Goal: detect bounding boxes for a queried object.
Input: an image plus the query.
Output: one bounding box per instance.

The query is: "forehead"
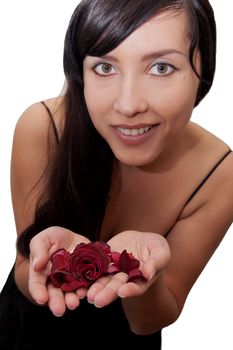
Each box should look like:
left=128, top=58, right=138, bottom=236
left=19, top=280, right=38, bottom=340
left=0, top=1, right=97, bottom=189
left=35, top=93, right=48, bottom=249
left=107, top=9, right=190, bottom=57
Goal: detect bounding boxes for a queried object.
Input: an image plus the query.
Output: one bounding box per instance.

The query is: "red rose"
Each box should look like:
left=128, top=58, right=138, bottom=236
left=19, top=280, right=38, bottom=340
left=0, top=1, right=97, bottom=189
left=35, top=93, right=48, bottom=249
left=49, top=241, right=112, bottom=292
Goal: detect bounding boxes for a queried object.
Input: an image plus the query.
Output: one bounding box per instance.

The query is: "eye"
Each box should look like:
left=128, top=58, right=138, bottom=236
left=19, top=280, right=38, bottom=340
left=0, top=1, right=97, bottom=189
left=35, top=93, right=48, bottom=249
left=149, top=63, right=175, bottom=76
left=93, top=63, right=116, bottom=76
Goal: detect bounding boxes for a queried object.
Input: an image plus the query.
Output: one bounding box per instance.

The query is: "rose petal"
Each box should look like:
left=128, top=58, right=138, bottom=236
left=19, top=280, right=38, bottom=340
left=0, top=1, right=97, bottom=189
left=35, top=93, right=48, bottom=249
left=93, top=241, right=112, bottom=259
left=128, top=268, right=146, bottom=282
left=119, top=250, right=140, bottom=273
left=50, top=249, right=71, bottom=272
left=110, top=252, right=121, bottom=267
left=61, top=279, right=89, bottom=292
left=106, top=264, right=120, bottom=274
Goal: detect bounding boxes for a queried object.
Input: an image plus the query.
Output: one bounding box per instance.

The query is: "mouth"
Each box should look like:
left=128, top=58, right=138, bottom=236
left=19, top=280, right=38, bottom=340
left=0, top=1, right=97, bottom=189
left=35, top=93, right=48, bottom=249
left=113, top=124, right=160, bottom=146
left=116, top=125, right=155, bottom=136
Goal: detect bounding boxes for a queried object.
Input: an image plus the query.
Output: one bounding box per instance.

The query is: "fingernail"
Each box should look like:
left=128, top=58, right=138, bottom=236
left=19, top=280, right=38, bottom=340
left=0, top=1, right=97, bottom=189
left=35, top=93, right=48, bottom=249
left=32, top=258, right=37, bottom=269
left=35, top=298, right=45, bottom=305
left=53, top=311, right=63, bottom=317
left=94, top=302, right=102, bottom=308
left=118, top=293, right=126, bottom=298
left=118, top=286, right=126, bottom=298
left=149, top=268, right=156, bottom=281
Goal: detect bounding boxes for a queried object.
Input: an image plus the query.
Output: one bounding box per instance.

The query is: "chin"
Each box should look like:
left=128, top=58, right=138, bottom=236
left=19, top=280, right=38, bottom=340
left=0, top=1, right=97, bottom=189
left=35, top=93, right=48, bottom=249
left=116, top=154, right=157, bottom=167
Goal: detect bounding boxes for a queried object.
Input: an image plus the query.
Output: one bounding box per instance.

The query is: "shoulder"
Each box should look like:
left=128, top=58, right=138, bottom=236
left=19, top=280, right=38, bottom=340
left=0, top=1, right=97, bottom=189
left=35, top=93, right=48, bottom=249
left=191, top=122, right=233, bottom=180
left=11, top=96, right=66, bottom=192
left=178, top=122, right=233, bottom=217
left=185, top=122, right=232, bottom=169
left=14, top=96, right=65, bottom=141
left=189, top=121, right=231, bottom=152
left=11, top=97, right=65, bottom=234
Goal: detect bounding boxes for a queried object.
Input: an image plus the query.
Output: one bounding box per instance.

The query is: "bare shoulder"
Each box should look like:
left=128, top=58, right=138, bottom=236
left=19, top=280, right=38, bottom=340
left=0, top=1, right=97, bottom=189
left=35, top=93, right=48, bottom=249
left=177, top=122, right=233, bottom=218
left=190, top=121, right=231, bottom=151
left=191, top=121, right=233, bottom=185
left=14, top=96, right=64, bottom=140
left=11, top=96, right=65, bottom=174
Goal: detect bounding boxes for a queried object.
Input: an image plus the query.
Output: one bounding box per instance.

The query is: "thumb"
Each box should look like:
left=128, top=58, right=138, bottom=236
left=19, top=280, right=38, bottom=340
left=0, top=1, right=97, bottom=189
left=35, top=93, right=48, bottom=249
left=29, top=231, right=52, bottom=272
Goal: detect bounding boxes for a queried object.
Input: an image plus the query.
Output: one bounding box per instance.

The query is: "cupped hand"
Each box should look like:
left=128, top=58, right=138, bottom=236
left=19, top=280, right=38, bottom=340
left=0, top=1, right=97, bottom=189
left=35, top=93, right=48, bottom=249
left=29, top=226, right=90, bottom=316
left=87, top=230, right=170, bottom=307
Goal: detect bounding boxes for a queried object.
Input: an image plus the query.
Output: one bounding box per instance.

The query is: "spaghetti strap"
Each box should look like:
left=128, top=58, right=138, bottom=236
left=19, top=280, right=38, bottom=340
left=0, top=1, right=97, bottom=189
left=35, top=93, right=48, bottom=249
left=184, top=149, right=232, bottom=206
left=165, top=149, right=232, bottom=237
left=40, top=101, right=60, bottom=145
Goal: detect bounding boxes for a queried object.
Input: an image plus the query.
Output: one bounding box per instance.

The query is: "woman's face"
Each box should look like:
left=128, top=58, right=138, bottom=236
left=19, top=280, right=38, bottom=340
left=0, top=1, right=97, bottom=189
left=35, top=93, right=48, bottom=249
left=83, top=10, right=200, bottom=167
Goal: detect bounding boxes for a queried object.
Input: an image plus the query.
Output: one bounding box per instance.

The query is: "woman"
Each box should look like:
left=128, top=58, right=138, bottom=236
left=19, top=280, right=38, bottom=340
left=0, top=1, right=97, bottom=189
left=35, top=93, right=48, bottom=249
left=0, top=0, right=232, bottom=349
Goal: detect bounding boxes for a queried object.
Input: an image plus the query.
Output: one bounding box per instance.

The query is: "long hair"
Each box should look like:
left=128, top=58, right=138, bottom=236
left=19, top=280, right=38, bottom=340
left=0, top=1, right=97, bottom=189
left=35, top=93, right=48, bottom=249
left=17, top=0, right=216, bottom=257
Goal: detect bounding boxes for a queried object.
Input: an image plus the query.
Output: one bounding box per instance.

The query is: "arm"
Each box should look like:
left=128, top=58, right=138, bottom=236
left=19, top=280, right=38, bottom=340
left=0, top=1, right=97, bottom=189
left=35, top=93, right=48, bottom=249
left=11, top=100, right=60, bottom=300
left=12, top=99, right=91, bottom=315
left=87, top=153, right=233, bottom=334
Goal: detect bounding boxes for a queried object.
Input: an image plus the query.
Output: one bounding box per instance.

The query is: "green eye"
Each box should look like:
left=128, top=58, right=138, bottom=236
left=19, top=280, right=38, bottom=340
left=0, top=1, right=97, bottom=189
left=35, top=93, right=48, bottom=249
left=150, top=63, right=175, bottom=76
left=94, top=63, right=116, bottom=76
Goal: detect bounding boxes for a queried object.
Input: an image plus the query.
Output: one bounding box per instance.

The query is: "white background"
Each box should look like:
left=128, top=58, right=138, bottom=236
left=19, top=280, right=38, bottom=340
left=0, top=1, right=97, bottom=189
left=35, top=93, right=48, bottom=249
left=0, top=1, right=232, bottom=349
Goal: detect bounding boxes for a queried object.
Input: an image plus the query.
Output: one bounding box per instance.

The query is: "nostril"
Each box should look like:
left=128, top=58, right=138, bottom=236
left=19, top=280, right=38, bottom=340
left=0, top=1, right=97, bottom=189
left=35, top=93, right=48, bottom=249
left=113, top=98, right=148, bottom=117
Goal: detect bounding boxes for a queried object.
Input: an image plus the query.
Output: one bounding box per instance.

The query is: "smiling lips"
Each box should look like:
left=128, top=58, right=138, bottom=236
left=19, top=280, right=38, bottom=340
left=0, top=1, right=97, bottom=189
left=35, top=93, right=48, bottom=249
left=114, top=124, right=159, bottom=145
left=117, top=125, right=154, bottom=136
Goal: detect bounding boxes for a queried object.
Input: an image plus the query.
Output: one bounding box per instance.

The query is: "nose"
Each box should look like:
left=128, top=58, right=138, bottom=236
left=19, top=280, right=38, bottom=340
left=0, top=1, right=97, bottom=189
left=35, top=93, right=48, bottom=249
left=113, top=78, right=148, bottom=117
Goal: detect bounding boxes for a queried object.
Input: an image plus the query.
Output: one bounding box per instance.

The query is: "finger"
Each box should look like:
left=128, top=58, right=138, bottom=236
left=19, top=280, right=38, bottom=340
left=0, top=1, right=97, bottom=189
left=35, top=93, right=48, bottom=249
left=118, top=280, right=147, bottom=298
left=65, top=292, right=81, bottom=310
left=140, top=257, right=158, bottom=281
left=87, top=275, right=112, bottom=303
left=28, top=261, right=49, bottom=304
left=29, top=233, right=51, bottom=272
left=76, top=287, right=88, bottom=299
left=47, top=283, right=66, bottom=317
left=91, top=272, right=128, bottom=308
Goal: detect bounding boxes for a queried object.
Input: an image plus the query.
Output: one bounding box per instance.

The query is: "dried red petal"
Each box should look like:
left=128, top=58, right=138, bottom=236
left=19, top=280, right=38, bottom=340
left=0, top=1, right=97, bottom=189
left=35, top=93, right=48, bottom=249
left=128, top=268, right=145, bottom=282
left=119, top=250, right=140, bottom=273
left=50, top=249, right=70, bottom=272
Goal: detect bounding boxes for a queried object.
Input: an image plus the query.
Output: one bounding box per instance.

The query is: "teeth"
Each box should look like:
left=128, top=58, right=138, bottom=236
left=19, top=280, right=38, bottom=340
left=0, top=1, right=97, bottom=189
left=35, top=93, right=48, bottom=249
left=117, top=126, right=152, bottom=136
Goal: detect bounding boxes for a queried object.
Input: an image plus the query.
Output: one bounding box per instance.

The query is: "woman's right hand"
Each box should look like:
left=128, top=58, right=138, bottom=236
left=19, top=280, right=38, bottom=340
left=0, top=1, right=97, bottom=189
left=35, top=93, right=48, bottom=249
left=29, top=226, right=90, bottom=316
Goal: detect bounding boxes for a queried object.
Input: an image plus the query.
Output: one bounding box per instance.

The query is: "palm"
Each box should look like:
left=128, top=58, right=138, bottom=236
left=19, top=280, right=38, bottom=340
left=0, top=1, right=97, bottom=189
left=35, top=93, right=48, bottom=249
left=29, top=227, right=91, bottom=316
left=108, top=230, right=169, bottom=270
left=86, top=230, right=170, bottom=307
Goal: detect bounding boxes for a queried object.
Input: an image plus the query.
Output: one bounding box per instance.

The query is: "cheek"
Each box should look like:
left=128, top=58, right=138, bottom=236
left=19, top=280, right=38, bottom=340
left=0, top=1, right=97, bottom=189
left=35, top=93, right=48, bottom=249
left=84, top=82, right=112, bottom=118
left=155, top=74, right=199, bottom=120
left=180, top=72, right=200, bottom=100
left=84, top=85, right=108, bottom=137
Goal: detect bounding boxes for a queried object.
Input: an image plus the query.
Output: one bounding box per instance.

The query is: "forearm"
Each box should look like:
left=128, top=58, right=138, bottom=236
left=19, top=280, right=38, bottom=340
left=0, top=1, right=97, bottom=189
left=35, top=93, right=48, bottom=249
left=122, top=274, right=180, bottom=335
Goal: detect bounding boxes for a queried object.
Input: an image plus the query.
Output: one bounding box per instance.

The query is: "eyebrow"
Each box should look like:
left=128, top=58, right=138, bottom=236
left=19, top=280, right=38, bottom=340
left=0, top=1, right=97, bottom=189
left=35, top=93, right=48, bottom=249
left=95, top=49, right=186, bottom=63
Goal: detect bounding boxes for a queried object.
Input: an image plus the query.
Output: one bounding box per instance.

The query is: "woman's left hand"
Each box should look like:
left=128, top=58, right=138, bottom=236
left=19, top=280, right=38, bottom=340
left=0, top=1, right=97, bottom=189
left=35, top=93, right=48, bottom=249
left=86, top=230, right=170, bottom=307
